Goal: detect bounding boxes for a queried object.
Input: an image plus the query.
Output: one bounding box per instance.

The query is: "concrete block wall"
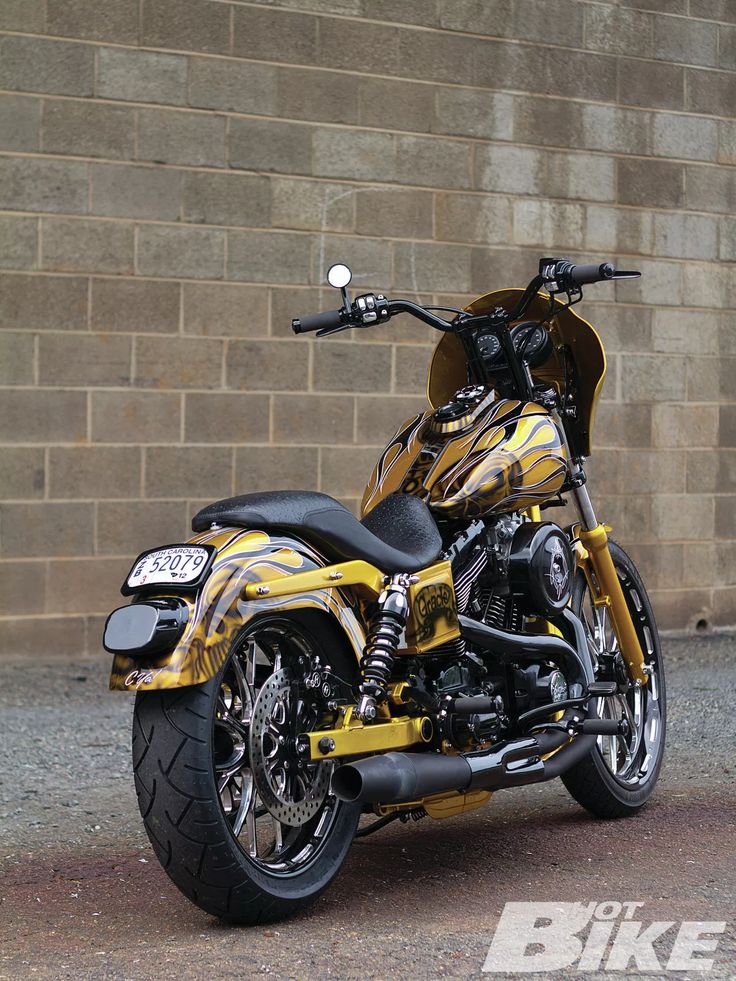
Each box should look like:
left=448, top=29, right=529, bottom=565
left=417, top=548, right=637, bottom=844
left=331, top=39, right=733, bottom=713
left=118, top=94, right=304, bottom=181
left=0, top=0, right=735, bottom=654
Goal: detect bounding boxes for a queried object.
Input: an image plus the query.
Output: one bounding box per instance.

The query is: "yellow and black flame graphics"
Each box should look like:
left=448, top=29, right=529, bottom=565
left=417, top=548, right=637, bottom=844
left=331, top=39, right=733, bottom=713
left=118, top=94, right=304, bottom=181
left=362, top=398, right=567, bottom=520
left=109, top=528, right=366, bottom=692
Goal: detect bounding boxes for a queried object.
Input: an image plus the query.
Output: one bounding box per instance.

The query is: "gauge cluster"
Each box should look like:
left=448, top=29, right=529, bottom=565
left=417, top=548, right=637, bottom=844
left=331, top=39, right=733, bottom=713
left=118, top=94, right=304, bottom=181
left=476, top=321, right=553, bottom=371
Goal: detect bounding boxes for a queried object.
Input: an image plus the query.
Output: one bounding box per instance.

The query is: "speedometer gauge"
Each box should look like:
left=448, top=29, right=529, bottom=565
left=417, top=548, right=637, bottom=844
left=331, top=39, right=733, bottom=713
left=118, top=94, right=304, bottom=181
left=477, top=332, right=502, bottom=363
left=510, top=321, right=553, bottom=368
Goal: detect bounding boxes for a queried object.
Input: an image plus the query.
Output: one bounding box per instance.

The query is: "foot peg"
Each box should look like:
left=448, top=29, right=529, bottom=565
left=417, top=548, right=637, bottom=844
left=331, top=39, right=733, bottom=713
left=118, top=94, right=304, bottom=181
left=575, top=717, right=629, bottom=737
left=586, top=681, right=618, bottom=697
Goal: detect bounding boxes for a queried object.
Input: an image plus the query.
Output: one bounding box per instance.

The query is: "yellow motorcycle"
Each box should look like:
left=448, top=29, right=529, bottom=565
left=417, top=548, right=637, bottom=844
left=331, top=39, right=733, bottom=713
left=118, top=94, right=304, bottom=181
left=105, top=257, right=665, bottom=924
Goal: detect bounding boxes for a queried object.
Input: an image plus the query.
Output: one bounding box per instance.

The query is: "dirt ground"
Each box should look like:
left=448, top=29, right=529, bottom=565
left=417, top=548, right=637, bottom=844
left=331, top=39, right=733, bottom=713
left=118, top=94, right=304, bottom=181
left=1, top=635, right=735, bottom=980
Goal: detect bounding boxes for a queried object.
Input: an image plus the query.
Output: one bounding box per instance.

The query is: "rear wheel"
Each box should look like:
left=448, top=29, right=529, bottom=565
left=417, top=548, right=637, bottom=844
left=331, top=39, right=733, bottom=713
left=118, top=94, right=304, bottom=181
left=562, top=541, right=666, bottom=818
left=132, top=613, right=361, bottom=923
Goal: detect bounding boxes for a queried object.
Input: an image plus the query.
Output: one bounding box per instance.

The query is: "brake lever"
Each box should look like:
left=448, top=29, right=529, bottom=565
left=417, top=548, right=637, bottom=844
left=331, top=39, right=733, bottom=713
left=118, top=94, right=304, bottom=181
left=316, top=323, right=350, bottom=337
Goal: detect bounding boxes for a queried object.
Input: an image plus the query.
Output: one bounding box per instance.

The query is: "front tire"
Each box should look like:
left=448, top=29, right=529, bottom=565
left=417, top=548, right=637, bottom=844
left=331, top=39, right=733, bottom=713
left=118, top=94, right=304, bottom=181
left=562, top=540, right=666, bottom=818
left=132, top=613, right=360, bottom=923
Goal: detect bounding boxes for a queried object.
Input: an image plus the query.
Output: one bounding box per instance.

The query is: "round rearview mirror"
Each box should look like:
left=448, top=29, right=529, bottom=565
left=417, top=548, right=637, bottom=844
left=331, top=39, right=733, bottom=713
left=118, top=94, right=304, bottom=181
left=326, top=262, right=352, bottom=289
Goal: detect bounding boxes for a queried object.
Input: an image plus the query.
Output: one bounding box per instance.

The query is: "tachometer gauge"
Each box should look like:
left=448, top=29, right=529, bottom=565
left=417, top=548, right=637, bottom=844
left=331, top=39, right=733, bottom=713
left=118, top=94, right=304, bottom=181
left=510, top=321, right=553, bottom=368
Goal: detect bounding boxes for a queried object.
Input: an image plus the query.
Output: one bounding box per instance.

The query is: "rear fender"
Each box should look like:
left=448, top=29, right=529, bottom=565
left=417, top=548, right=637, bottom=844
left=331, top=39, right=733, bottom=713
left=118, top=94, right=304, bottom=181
left=109, top=527, right=366, bottom=692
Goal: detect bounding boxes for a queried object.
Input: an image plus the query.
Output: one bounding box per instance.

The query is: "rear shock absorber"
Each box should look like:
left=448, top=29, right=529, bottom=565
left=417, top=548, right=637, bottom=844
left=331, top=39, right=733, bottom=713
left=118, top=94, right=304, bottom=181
left=355, top=573, right=417, bottom=722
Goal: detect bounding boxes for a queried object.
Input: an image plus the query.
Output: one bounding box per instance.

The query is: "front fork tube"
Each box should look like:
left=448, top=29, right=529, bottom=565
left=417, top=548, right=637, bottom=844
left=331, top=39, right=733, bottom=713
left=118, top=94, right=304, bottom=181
left=570, top=484, right=648, bottom=686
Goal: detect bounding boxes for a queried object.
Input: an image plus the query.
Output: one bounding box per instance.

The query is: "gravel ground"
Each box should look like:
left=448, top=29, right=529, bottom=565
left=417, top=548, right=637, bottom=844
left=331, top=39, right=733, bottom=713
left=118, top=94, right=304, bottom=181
left=1, top=635, right=734, bottom=980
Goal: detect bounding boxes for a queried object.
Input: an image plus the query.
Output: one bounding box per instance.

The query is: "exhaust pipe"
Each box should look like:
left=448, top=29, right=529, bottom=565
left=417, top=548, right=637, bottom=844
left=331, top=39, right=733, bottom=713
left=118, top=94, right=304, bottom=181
left=332, top=706, right=598, bottom=805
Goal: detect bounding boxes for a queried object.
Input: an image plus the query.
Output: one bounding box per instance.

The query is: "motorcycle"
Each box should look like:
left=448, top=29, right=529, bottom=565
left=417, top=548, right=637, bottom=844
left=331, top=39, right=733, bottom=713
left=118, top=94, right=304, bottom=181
left=105, top=256, right=666, bottom=924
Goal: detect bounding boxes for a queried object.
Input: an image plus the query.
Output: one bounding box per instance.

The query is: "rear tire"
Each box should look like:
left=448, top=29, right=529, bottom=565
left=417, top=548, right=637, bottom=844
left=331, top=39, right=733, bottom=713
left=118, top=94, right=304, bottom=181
left=132, top=613, right=361, bottom=923
left=562, top=541, right=666, bottom=818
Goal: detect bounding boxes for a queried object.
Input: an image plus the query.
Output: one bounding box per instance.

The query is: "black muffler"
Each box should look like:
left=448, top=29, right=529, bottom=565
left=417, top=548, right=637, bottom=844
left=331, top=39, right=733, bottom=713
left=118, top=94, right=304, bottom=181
left=332, top=705, right=598, bottom=805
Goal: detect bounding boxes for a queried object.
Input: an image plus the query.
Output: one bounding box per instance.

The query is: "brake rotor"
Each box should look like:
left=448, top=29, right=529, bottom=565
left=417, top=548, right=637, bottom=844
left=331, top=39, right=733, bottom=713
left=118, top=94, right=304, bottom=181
left=249, top=668, right=332, bottom=827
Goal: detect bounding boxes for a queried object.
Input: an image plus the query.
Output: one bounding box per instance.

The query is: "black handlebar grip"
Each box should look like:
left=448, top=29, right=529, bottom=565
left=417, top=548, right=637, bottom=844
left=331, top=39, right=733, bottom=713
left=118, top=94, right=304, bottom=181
left=569, top=262, right=615, bottom=286
left=291, top=309, right=343, bottom=334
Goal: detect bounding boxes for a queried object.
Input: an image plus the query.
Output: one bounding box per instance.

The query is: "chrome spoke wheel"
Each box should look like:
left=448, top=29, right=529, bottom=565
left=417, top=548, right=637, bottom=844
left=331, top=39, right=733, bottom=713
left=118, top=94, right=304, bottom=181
left=212, top=620, right=340, bottom=876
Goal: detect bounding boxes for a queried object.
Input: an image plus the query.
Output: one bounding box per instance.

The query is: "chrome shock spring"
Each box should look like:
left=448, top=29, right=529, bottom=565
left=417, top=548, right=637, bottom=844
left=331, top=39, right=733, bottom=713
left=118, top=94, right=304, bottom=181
left=356, top=574, right=416, bottom=721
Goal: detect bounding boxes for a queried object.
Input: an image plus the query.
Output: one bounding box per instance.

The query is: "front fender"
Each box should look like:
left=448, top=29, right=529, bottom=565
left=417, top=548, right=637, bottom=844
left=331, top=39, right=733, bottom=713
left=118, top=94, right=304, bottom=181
left=109, top=527, right=366, bottom=692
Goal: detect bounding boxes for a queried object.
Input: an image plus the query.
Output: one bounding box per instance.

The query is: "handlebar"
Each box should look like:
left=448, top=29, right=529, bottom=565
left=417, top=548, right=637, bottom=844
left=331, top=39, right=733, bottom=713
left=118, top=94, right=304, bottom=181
left=292, top=257, right=640, bottom=337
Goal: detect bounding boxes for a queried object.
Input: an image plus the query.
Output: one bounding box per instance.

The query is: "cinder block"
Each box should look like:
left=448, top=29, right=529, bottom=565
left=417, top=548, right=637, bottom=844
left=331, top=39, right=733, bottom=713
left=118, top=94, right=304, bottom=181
left=474, top=145, right=545, bottom=196
left=0, top=502, right=94, bottom=557
left=234, top=446, right=319, bottom=493
left=654, top=14, right=718, bottom=66
left=272, top=394, right=354, bottom=444
left=97, top=48, right=188, bottom=105
left=229, top=119, right=312, bottom=176
left=617, top=57, right=684, bottom=111
left=272, top=178, right=354, bottom=234
left=394, top=345, right=434, bottom=395
left=0, top=37, right=94, bottom=97
left=546, top=151, right=616, bottom=203
left=653, top=212, right=718, bottom=260
left=441, top=0, right=583, bottom=47
left=355, top=187, right=430, bottom=239
left=182, top=283, right=269, bottom=338
left=652, top=309, right=720, bottom=355
left=91, top=163, right=181, bottom=221
left=614, top=259, right=683, bottom=307
left=41, top=218, right=134, bottom=275
left=227, top=230, right=311, bottom=284
left=720, top=406, right=736, bottom=447
left=581, top=104, right=651, bottom=155
left=137, top=225, right=225, bottom=280
left=618, top=449, right=686, bottom=495
left=433, top=88, right=513, bottom=141
left=182, top=172, right=270, bottom=227
left=359, top=77, right=434, bottom=133
left=184, top=392, right=269, bottom=443
left=0, top=562, right=47, bottom=616
left=690, top=0, right=736, bottom=22
left=140, top=0, right=230, bottom=53
left=47, top=0, right=139, bottom=43
left=233, top=6, right=319, bottom=65
left=585, top=205, right=653, bottom=256
left=473, top=39, right=547, bottom=93
left=91, top=279, right=180, bottom=333
left=653, top=112, right=718, bottom=161
left=652, top=494, right=714, bottom=541
left=226, top=339, right=308, bottom=392
left=313, top=128, right=396, bottom=182
left=0, top=157, right=87, bottom=214
left=617, top=158, right=684, bottom=209
left=313, top=340, right=392, bottom=393
left=0, top=228, right=34, bottom=281
left=135, top=335, right=224, bottom=389
left=621, top=354, right=687, bottom=402
left=319, top=18, right=401, bottom=77
left=45, top=558, right=130, bottom=614
left=513, top=200, right=586, bottom=250
left=584, top=5, right=653, bottom=57
left=188, top=58, right=277, bottom=115
left=682, top=261, right=735, bottom=309
left=144, top=445, right=233, bottom=498
left=393, top=241, right=472, bottom=293
left=0, top=390, right=87, bottom=442
left=311, top=234, right=392, bottom=288
left=720, top=24, right=736, bottom=70
left=0, top=448, right=45, bottom=500
left=137, top=108, right=226, bottom=167
left=0, top=0, right=45, bottom=30
left=395, top=135, right=472, bottom=190
left=583, top=302, right=652, bottom=353
left=395, top=25, right=475, bottom=85
left=716, top=499, right=736, bottom=538
left=625, top=543, right=684, bottom=589
left=0, top=273, right=87, bottom=330
left=96, top=500, right=188, bottom=555
left=685, top=165, right=736, bottom=212
left=355, top=395, right=421, bottom=445
left=42, top=100, right=135, bottom=160
left=0, top=95, right=40, bottom=152
left=686, top=67, right=736, bottom=116
left=544, top=47, right=617, bottom=102
left=595, top=402, right=652, bottom=448
left=91, top=391, right=180, bottom=443
left=0, top=614, right=89, bottom=659
left=48, top=446, right=141, bottom=499
left=0, top=332, right=34, bottom=384
left=514, top=95, right=583, bottom=149
left=320, top=447, right=372, bottom=499
left=38, top=333, right=132, bottom=387
left=277, top=67, right=359, bottom=125
left=653, top=403, right=719, bottom=447
left=721, top=216, right=736, bottom=260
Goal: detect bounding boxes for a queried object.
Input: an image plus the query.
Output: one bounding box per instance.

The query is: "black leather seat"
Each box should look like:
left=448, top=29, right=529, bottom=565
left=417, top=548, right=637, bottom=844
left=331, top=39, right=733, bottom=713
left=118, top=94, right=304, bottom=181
left=192, top=491, right=443, bottom=573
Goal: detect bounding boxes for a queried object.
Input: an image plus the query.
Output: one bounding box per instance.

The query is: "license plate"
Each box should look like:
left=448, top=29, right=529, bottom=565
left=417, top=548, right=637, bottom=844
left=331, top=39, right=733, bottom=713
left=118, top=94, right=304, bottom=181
left=122, top=544, right=215, bottom=595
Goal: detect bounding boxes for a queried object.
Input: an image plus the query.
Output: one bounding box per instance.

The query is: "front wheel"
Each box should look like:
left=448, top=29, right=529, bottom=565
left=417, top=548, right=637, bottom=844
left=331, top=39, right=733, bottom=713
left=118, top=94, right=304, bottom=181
left=562, top=540, right=666, bottom=818
left=132, top=613, right=360, bottom=923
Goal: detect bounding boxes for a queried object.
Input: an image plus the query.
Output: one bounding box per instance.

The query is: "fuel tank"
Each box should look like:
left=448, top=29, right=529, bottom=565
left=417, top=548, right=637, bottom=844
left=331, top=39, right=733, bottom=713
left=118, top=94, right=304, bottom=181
left=362, top=389, right=568, bottom=521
